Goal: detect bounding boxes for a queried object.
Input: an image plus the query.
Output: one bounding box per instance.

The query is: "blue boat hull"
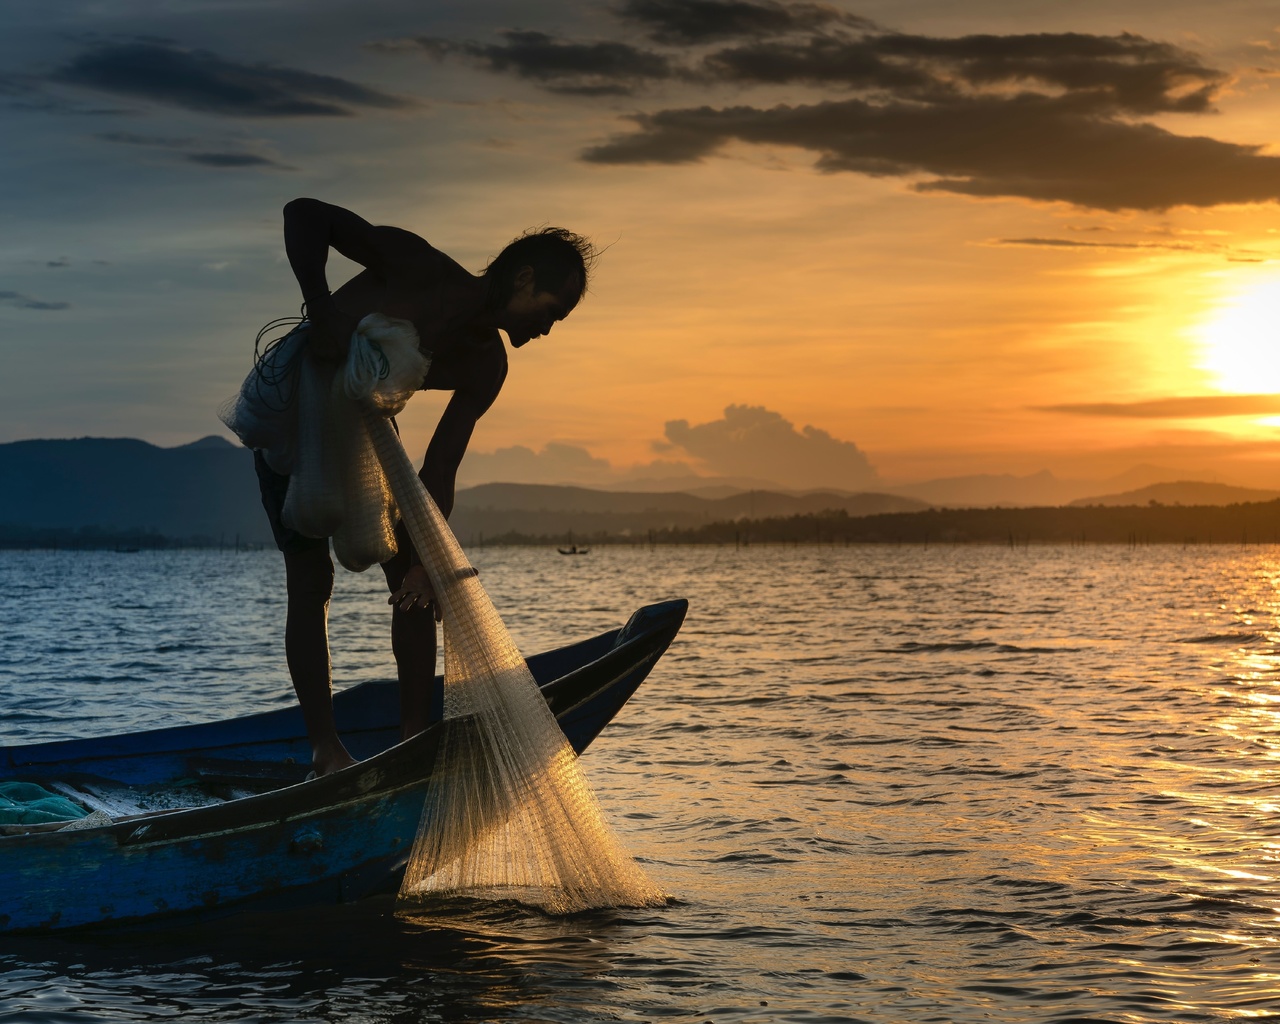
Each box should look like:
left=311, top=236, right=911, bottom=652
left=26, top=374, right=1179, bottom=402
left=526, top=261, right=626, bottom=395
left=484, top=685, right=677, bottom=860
left=0, top=599, right=687, bottom=933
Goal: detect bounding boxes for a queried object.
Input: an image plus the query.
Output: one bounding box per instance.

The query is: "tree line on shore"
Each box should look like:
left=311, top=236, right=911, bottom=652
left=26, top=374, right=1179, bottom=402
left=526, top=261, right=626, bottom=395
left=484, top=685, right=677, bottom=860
left=448, top=500, right=1280, bottom=547
left=10, top=499, right=1280, bottom=551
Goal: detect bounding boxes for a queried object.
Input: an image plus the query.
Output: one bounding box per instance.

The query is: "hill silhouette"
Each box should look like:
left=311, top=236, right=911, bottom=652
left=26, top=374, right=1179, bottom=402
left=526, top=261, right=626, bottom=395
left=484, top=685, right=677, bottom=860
left=1069, top=481, right=1280, bottom=507
left=0, top=436, right=926, bottom=548
left=8, top=436, right=1279, bottom=549
left=0, top=436, right=270, bottom=545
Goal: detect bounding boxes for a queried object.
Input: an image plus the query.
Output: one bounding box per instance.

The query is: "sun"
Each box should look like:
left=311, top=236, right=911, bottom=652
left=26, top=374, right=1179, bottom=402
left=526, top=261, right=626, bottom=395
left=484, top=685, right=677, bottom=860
left=1194, top=274, right=1280, bottom=394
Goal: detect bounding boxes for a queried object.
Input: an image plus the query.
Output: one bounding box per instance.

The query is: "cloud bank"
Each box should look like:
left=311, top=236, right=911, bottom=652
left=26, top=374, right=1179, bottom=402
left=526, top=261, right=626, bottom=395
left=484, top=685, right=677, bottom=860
left=455, top=405, right=878, bottom=491
left=662, top=404, right=879, bottom=490
left=458, top=441, right=616, bottom=486
left=388, top=0, right=1280, bottom=211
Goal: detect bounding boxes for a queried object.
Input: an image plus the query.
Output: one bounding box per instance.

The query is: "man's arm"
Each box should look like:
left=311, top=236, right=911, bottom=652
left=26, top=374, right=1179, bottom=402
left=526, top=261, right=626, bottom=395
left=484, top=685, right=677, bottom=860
left=419, top=341, right=508, bottom=519
left=420, top=393, right=485, bottom=520
left=282, top=197, right=433, bottom=360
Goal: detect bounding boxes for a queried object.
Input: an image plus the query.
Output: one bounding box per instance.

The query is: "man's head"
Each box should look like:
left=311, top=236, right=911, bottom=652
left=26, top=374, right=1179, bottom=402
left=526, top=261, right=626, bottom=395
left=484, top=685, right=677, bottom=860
left=482, top=227, right=595, bottom=346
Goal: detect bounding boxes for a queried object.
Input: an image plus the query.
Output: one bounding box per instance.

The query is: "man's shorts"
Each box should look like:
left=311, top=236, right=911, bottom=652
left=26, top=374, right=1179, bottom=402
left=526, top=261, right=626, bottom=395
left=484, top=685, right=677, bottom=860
left=253, top=451, right=329, bottom=556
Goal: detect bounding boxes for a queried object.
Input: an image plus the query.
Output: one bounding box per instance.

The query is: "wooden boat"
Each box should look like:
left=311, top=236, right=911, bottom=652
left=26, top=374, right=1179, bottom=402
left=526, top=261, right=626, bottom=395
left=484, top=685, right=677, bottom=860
left=558, top=544, right=589, bottom=555
left=0, top=599, right=687, bottom=933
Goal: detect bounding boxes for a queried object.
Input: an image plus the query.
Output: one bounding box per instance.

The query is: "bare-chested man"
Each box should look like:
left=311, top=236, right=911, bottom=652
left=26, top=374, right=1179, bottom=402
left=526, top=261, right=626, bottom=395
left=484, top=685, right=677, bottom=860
left=257, top=198, right=590, bottom=776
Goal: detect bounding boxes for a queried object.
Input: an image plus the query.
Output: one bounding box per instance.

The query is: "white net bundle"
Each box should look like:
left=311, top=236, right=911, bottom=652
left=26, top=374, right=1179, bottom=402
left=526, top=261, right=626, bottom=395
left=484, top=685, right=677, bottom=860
left=226, top=313, right=665, bottom=913
left=221, top=314, right=428, bottom=571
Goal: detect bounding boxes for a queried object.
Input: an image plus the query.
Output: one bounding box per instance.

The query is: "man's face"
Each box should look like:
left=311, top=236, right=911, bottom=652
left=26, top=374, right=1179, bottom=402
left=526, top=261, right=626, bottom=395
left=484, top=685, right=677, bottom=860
left=504, top=269, right=581, bottom=348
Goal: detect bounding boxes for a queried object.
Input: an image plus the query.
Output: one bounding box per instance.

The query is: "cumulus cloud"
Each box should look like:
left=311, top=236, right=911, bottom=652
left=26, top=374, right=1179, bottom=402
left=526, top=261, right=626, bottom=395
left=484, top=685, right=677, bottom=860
left=0, top=290, right=69, bottom=311
left=392, top=0, right=1280, bottom=211
left=663, top=405, right=878, bottom=490
left=53, top=41, right=412, bottom=117
left=453, top=408, right=879, bottom=490
left=458, top=441, right=616, bottom=487
left=1038, top=395, right=1280, bottom=418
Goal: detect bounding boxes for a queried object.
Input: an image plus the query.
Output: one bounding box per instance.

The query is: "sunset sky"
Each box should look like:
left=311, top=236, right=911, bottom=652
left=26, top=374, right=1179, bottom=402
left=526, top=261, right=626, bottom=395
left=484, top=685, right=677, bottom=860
left=4, top=0, right=1280, bottom=493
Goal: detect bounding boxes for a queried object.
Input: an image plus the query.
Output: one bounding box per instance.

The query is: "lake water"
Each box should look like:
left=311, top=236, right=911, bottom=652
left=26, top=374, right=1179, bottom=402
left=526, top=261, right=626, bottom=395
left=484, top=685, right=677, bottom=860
left=4, top=543, right=1280, bottom=1023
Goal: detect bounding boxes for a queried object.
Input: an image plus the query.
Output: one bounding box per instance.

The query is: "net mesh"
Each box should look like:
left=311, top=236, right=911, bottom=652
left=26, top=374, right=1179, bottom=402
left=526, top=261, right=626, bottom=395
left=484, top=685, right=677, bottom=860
left=363, top=408, right=666, bottom=913
left=227, top=313, right=664, bottom=913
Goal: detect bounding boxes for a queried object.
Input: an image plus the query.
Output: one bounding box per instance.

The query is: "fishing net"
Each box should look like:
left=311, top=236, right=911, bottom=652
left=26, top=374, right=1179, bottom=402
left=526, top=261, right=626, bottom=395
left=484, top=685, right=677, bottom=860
left=363, top=406, right=665, bottom=912
left=225, top=314, right=665, bottom=913
left=221, top=314, right=428, bottom=572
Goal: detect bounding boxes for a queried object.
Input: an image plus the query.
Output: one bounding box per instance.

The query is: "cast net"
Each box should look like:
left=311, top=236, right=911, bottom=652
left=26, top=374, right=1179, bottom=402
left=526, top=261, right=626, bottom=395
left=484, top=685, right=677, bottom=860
left=364, top=407, right=665, bottom=912
left=226, top=314, right=665, bottom=913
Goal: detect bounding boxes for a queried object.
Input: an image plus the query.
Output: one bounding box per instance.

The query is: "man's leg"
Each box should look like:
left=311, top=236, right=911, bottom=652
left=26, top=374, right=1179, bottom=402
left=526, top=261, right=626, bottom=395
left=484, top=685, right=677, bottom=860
left=284, top=543, right=357, bottom=775
left=382, top=523, right=441, bottom=740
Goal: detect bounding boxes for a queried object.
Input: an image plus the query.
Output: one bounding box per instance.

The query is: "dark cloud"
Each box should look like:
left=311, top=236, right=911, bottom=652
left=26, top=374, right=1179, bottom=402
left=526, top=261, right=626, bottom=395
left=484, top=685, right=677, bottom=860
left=53, top=42, right=411, bottom=117
left=0, top=291, right=69, bottom=311
left=97, top=130, right=289, bottom=170
left=97, top=131, right=195, bottom=148
left=995, top=237, right=1200, bottom=251
left=663, top=405, right=878, bottom=490
left=406, top=1, right=1276, bottom=211
left=1038, top=396, right=1280, bottom=418
left=583, top=95, right=1280, bottom=211
left=0, top=70, right=128, bottom=115
left=617, top=0, right=863, bottom=45
left=371, top=31, right=671, bottom=96
left=702, top=35, right=933, bottom=92
left=702, top=31, right=1222, bottom=114
left=185, top=152, right=286, bottom=169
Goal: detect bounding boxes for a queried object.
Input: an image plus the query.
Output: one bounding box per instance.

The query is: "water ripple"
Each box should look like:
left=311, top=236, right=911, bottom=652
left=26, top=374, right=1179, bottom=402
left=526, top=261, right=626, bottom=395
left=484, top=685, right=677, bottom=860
left=6, top=546, right=1280, bottom=1021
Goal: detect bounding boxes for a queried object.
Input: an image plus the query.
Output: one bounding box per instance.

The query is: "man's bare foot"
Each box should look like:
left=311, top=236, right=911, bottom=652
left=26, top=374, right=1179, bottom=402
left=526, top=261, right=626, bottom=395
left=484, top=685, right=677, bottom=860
left=311, top=740, right=357, bottom=777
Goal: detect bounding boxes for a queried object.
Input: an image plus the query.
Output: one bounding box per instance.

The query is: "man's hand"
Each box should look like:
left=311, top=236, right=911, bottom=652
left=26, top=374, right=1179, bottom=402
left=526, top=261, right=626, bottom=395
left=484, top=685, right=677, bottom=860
left=389, top=564, right=441, bottom=621
left=306, top=297, right=359, bottom=363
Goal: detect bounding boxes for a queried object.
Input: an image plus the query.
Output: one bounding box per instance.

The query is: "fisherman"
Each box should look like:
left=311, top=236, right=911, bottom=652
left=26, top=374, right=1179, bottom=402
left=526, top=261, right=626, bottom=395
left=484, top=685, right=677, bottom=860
left=250, top=198, right=591, bottom=776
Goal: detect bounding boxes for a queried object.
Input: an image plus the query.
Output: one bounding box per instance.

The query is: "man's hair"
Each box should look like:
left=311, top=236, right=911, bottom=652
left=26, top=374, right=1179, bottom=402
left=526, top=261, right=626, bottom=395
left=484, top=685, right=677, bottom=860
left=482, top=227, right=596, bottom=311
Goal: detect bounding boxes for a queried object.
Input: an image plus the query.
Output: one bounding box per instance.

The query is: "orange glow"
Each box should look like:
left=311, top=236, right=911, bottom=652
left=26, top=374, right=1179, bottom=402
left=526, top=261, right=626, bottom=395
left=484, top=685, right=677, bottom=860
left=1195, top=273, right=1280, bottom=396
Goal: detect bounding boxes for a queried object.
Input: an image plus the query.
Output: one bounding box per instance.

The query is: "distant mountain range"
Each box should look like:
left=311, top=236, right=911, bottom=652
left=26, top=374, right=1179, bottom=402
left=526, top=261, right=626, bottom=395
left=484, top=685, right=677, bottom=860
left=0, top=436, right=270, bottom=545
left=885, top=465, right=1234, bottom=508
left=1068, top=481, right=1280, bottom=507
left=0, top=436, right=1273, bottom=547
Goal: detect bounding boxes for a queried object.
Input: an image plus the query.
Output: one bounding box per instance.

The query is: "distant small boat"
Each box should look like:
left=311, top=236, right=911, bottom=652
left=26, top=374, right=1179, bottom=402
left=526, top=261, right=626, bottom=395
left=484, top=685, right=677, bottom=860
left=558, top=544, right=589, bottom=555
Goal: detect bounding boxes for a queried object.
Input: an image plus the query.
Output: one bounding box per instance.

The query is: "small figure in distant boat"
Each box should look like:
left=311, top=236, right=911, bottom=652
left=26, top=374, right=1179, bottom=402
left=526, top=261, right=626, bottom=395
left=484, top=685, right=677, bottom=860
left=232, top=198, right=593, bottom=776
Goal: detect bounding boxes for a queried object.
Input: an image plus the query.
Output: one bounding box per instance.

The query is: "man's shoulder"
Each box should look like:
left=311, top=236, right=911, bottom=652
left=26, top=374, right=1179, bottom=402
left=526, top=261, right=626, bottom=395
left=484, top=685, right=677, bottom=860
left=456, top=331, right=508, bottom=409
left=371, top=224, right=450, bottom=270
left=467, top=330, right=508, bottom=378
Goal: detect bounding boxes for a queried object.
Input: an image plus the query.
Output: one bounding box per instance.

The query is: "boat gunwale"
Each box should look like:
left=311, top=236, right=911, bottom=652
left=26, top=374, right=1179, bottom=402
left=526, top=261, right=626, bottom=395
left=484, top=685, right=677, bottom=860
left=0, top=599, right=688, bottom=848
